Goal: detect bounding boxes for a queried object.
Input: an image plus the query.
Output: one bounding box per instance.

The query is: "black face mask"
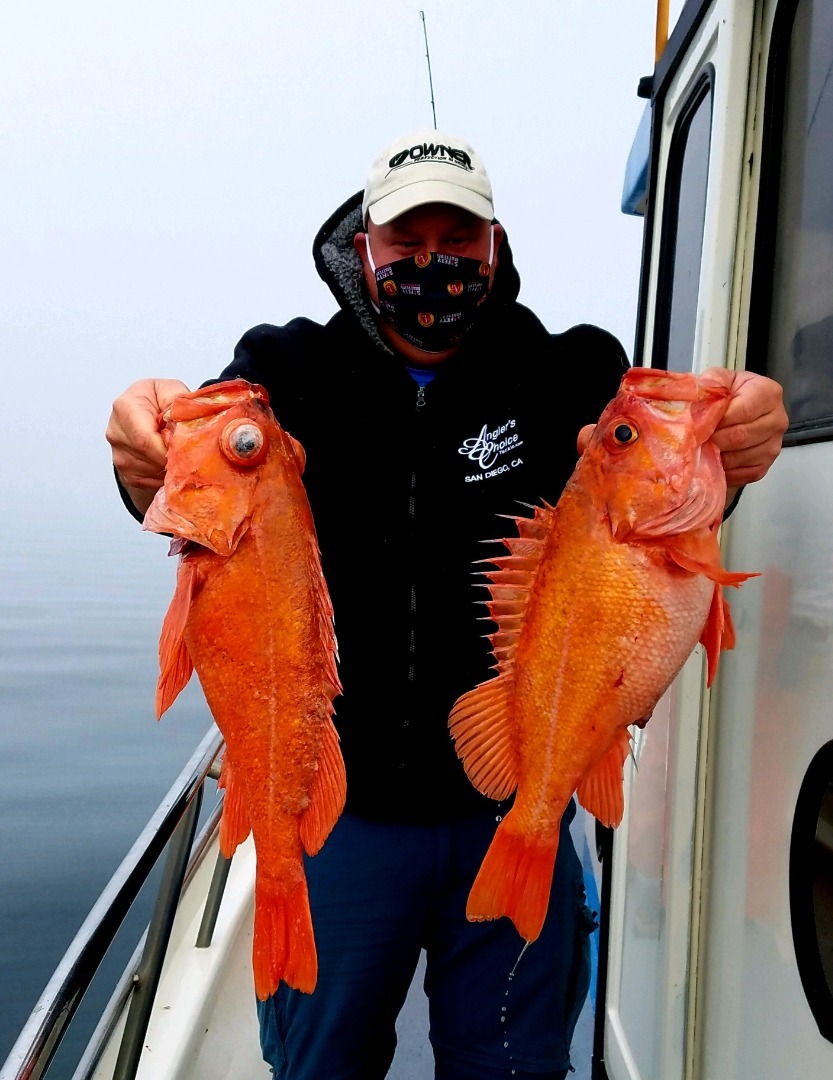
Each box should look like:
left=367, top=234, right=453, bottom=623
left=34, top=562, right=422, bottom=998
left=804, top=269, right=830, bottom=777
left=366, top=229, right=494, bottom=353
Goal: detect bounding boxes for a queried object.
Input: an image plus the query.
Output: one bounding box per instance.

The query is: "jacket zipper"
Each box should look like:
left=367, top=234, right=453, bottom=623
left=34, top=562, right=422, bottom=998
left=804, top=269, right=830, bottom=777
left=407, top=384, right=426, bottom=696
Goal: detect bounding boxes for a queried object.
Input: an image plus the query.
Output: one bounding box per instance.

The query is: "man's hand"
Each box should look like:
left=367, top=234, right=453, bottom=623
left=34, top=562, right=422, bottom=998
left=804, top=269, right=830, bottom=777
left=576, top=369, right=788, bottom=506
left=577, top=423, right=595, bottom=456
left=699, top=368, right=788, bottom=498
left=106, top=378, right=190, bottom=516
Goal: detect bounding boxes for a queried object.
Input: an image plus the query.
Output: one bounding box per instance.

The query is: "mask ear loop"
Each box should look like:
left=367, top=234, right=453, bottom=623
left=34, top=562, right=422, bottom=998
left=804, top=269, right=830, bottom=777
left=487, top=224, right=495, bottom=267
left=363, top=233, right=382, bottom=315
left=364, top=232, right=378, bottom=275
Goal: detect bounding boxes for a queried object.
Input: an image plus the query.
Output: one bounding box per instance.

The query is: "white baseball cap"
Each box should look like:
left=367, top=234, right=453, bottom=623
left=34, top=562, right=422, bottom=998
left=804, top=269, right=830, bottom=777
left=362, top=128, right=494, bottom=226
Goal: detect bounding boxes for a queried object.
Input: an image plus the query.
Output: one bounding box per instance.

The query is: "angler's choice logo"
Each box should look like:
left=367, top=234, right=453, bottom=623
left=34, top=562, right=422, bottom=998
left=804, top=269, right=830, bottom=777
left=459, top=418, right=524, bottom=482
left=388, top=143, right=474, bottom=173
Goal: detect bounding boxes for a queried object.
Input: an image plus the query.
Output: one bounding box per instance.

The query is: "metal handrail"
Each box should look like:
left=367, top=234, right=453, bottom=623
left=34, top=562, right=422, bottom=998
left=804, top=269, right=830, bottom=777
left=0, top=725, right=224, bottom=1080
left=70, top=797, right=227, bottom=1080
left=112, top=788, right=204, bottom=1080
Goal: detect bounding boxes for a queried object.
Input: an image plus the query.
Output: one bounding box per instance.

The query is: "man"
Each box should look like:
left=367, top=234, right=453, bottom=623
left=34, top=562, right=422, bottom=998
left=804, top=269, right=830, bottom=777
left=107, top=129, right=787, bottom=1079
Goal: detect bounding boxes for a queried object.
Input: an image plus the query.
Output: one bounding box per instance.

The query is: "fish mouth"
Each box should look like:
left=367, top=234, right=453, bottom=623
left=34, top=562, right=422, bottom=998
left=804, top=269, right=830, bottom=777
left=143, top=489, right=246, bottom=556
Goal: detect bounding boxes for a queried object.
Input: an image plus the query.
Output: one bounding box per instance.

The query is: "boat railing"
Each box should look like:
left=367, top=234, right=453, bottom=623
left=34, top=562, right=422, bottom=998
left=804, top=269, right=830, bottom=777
left=0, top=725, right=229, bottom=1080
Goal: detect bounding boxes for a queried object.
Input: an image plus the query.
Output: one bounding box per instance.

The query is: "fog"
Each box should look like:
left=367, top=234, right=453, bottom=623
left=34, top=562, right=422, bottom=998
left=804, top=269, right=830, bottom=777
left=2, top=0, right=654, bottom=520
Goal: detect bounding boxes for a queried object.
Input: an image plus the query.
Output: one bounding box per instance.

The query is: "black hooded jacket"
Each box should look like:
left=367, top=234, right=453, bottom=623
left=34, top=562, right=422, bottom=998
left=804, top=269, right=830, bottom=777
left=125, top=192, right=630, bottom=823
left=214, top=192, right=629, bottom=822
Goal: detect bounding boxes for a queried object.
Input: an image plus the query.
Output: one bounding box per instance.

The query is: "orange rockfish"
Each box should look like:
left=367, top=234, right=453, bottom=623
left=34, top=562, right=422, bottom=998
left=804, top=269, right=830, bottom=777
left=143, top=379, right=344, bottom=998
left=449, top=367, right=756, bottom=943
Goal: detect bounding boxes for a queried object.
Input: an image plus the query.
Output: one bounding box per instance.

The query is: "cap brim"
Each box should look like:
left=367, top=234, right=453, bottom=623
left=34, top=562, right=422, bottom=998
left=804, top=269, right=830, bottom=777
left=367, top=179, right=493, bottom=225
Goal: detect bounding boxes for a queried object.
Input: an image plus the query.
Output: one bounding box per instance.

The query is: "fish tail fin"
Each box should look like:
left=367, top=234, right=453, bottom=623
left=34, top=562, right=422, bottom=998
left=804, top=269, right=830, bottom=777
left=467, top=814, right=558, bottom=943
left=252, top=875, right=317, bottom=1000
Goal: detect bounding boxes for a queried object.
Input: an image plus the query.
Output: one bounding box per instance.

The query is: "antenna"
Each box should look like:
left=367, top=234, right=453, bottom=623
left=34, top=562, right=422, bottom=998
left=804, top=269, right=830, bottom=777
left=419, top=11, right=438, bottom=129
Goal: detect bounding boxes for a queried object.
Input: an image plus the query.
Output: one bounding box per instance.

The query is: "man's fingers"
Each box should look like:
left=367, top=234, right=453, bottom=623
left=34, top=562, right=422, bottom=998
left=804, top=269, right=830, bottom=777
left=577, top=424, right=596, bottom=455
left=106, top=378, right=190, bottom=489
left=700, top=368, right=788, bottom=486
left=719, top=433, right=786, bottom=487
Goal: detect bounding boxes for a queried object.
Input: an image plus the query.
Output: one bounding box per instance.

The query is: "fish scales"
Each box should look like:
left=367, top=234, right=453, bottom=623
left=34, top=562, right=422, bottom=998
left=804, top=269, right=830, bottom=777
left=450, top=367, right=757, bottom=944
left=144, top=379, right=344, bottom=999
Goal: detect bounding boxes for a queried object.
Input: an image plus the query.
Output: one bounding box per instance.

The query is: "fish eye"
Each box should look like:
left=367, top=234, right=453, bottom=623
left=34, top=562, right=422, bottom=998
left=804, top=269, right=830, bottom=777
left=220, top=420, right=267, bottom=466
left=610, top=422, right=638, bottom=446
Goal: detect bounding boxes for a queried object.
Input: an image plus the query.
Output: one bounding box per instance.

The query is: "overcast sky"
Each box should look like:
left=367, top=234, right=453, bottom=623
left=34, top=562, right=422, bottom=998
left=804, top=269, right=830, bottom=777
left=2, top=1, right=661, bottom=517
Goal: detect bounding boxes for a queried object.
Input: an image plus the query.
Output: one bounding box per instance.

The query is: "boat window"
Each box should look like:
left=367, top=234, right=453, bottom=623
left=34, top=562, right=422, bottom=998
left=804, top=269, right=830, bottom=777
left=653, top=74, right=713, bottom=373
left=754, top=0, right=833, bottom=439
left=790, top=740, right=833, bottom=1042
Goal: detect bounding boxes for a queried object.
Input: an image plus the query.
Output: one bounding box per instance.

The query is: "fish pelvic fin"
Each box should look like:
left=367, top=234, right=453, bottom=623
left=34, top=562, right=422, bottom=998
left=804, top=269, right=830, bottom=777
left=449, top=674, right=518, bottom=800
left=700, top=581, right=741, bottom=687
left=662, top=527, right=758, bottom=687
left=300, top=718, right=347, bottom=856
left=217, top=754, right=251, bottom=857
left=155, top=556, right=201, bottom=719
left=576, top=728, right=632, bottom=827
left=467, top=814, right=559, bottom=943
left=253, top=874, right=317, bottom=999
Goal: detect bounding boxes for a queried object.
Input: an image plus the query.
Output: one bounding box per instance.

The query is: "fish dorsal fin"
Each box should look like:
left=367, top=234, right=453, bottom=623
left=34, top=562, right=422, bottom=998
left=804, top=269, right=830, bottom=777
left=155, top=556, right=202, bottom=719
left=217, top=753, right=252, bottom=857
left=300, top=524, right=342, bottom=700
left=481, top=502, right=554, bottom=668
left=300, top=718, right=346, bottom=855
left=449, top=503, right=554, bottom=798
left=576, top=727, right=632, bottom=827
left=665, top=528, right=760, bottom=587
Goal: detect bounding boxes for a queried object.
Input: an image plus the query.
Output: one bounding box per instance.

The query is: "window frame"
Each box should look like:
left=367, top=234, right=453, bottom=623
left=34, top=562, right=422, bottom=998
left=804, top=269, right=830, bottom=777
left=790, top=739, right=833, bottom=1043
left=650, top=67, right=716, bottom=373
left=746, top=0, right=833, bottom=445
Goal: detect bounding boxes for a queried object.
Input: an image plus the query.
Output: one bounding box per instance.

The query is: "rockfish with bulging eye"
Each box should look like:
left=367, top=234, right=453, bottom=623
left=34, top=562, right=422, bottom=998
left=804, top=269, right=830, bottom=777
left=449, top=367, right=757, bottom=943
left=143, top=379, right=344, bottom=998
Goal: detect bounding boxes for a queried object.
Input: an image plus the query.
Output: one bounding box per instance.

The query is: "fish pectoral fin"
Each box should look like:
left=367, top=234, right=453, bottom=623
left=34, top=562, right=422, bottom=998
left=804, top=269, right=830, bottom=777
left=448, top=674, right=518, bottom=800
left=576, top=728, right=632, bottom=828
left=155, top=557, right=202, bottom=719
left=299, top=718, right=346, bottom=856
left=217, top=754, right=251, bottom=857
left=665, top=529, right=760, bottom=586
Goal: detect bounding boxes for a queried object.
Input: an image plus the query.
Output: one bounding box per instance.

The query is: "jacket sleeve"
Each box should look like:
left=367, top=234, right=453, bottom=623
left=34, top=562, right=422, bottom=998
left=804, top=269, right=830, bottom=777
left=208, top=318, right=326, bottom=432
left=217, top=319, right=321, bottom=382
left=556, top=322, right=631, bottom=429
left=114, top=467, right=147, bottom=524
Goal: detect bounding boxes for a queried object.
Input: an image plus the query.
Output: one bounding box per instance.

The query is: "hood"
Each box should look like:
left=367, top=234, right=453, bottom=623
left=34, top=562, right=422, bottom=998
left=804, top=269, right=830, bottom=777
left=312, top=190, right=523, bottom=355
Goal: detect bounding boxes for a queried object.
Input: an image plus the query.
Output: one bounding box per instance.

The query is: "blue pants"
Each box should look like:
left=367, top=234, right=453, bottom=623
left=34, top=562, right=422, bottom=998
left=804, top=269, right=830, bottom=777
left=257, top=803, right=596, bottom=1079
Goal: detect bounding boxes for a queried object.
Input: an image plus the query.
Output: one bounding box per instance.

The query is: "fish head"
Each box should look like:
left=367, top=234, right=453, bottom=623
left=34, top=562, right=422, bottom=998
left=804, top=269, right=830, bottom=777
left=143, top=379, right=298, bottom=556
left=584, top=367, right=731, bottom=540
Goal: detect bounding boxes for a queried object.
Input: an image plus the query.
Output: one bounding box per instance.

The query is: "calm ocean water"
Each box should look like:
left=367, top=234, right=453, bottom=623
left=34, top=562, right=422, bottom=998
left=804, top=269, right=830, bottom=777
left=0, top=502, right=215, bottom=1072
left=0, top=495, right=594, bottom=1079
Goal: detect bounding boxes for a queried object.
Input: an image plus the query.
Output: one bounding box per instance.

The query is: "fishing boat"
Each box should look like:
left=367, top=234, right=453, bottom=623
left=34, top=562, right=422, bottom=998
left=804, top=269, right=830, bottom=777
left=4, top=0, right=833, bottom=1077
left=597, top=0, right=833, bottom=1077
